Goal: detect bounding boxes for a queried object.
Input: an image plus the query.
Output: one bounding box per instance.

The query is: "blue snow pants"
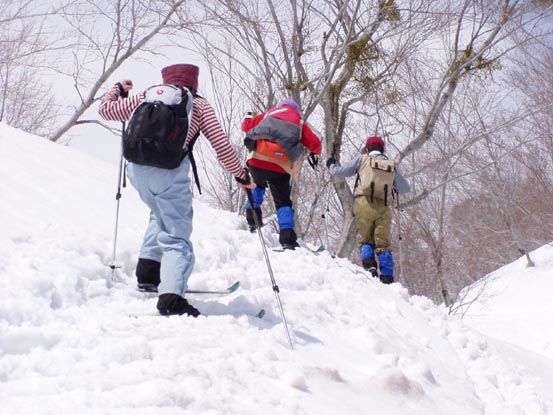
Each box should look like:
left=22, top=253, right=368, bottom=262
left=127, top=158, right=194, bottom=296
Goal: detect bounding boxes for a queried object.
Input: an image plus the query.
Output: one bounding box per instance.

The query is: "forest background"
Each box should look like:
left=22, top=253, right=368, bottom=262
left=1, top=0, right=552, bottom=307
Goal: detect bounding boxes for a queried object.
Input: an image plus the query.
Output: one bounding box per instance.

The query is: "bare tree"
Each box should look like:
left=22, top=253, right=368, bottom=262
left=49, top=0, right=190, bottom=143
left=189, top=39, right=251, bottom=213
left=192, top=1, right=548, bottom=261
left=0, top=1, right=66, bottom=135
left=192, top=0, right=439, bottom=253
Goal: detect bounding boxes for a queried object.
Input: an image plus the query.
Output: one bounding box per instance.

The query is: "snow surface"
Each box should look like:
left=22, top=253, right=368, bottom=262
left=1, top=122, right=552, bottom=415
left=459, top=243, right=553, bottom=360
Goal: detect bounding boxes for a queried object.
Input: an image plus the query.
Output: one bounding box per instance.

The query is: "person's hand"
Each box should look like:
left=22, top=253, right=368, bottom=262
left=245, top=111, right=258, bottom=119
left=235, top=169, right=256, bottom=191
left=326, top=156, right=336, bottom=169
left=116, top=80, right=133, bottom=97
left=307, top=152, right=319, bottom=169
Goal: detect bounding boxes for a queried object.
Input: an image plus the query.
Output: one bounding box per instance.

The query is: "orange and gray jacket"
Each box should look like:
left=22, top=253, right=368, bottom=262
left=242, top=106, right=321, bottom=174
left=245, top=110, right=305, bottom=162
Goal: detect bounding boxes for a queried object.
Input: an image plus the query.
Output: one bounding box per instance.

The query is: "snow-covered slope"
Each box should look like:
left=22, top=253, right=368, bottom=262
left=458, top=244, right=553, bottom=359
left=1, top=122, right=552, bottom=415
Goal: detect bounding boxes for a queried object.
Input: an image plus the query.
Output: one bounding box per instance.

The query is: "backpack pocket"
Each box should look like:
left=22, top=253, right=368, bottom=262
left=255, top=139, right=289, bottom=161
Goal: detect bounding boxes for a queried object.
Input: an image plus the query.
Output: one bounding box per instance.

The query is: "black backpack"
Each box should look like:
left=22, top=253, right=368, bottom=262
left=123, top=84, right=194, bottom=169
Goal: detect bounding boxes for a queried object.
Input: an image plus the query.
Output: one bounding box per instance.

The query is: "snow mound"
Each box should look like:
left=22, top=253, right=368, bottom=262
left=457, top=243, right=553, bottom=359
left=1, top=122, right=552, bottom=415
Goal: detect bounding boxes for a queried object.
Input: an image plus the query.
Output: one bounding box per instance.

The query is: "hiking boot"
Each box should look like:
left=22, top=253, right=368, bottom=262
left=279, top=228, right=298, bottom=247
left=366, top=267, right=378, bottom=278
left=157, top=293, right=201, bottom=317
left=281, top=241, right=300, bottom=251
left=137, top=283, right=158, bottom=293
left=136, top=258, right=160, bottom=289
left=362, top=258, right=377, bottom=275
left=246, top=207, right=263, bottom=231
left=379, top=275, right=394, bottom=284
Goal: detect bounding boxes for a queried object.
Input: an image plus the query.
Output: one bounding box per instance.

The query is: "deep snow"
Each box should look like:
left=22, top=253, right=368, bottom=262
left=458, top=243, right=553, bottom=359
left=1, top=122, right=552, bottom=415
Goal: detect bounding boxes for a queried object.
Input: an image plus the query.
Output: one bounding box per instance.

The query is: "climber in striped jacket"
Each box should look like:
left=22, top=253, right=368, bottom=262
left=99, top=64, right=253, bottom=317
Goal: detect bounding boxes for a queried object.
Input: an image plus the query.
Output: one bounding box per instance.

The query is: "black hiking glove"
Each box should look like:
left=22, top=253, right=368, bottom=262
left=235, top=168, right=252, bottom=187
left=116, top=80, right=133, bottom=98
left=307, top=152, right=319, bottom=170
left=326, top=156, right=336, bottom=169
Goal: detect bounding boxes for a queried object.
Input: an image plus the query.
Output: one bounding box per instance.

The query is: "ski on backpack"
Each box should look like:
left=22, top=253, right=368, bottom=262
left=137, top=281, right=240, bottom=295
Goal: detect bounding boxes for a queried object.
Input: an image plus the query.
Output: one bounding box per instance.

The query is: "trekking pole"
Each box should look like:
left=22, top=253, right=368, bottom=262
left=317, top=168, right=329, bottom=252
left=237, top=148, right=248, bottom=216
left=246, top=188, right=294, bottom=350
left=109, top=121, right=126, bottom=280
left=322, top=144, right=336, bottom=256
left=322, top=179, right=331, bottom=254
left=396, top=194, right=404, bottom=282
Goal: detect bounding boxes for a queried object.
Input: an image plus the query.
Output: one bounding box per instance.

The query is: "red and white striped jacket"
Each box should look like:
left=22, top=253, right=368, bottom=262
left=99, top=84, right=246, bottom=180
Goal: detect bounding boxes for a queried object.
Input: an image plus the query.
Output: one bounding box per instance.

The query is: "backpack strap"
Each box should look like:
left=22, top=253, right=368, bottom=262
left=183, top=130, right=202, bottom=194
left=353, top=153, right=366, bottom=194
left=182, top=91, right=203, bottom=194
left=370, top=181, right=375, bottom=203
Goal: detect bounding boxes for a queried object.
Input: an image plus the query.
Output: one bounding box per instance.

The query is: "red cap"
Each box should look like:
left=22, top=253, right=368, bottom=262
left=161, top=64, right=199, bottom=91
left=365, top=136, right=385, bottom=150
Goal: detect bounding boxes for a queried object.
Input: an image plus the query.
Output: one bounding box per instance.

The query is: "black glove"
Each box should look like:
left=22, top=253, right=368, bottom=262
left=326, top=157, right=336, bottom=169
left=235, top=168, right=251, bottom=186
left=307, top=152, right=319, bottom=169
left=116, top=82, right=129, bottom=98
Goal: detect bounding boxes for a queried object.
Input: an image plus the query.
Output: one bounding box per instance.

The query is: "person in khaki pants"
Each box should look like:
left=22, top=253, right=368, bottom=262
left=326, top=136, right=410, bottom=284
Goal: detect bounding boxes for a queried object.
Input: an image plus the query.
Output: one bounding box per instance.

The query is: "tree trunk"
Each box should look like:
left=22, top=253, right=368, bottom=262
left=332, top=176, right=357, bottom=257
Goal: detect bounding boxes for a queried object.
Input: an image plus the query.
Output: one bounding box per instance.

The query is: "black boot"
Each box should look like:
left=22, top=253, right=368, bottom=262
left=136, top=258, right=160, bottom=292
left=379, top=275, right=394, bottom=284
left=362, top=258, right=378, bottom=278
left=246, top=207, right=263, bottom=232
left=157, top=293, right=201, bottom=317
left=279, top=228, right=299, bottom=250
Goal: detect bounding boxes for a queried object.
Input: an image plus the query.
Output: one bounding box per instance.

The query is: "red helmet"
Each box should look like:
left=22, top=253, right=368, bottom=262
left=365, top=136, right=385, bottom=150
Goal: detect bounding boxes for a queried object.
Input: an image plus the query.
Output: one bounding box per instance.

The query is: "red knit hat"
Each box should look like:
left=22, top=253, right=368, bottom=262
left=161, top=64, right=199, bottom=91
left=365, top=136, right=385, bottom=150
